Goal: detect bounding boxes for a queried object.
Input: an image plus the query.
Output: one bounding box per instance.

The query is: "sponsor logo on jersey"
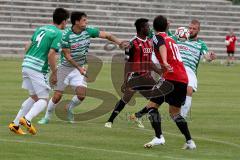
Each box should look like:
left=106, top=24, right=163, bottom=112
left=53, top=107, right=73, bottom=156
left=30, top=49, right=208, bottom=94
left=71, top=39, right=90, bottom=49
left=178, top=44, right=200, bottom=56
left=143, top=48, right=152, bottom=54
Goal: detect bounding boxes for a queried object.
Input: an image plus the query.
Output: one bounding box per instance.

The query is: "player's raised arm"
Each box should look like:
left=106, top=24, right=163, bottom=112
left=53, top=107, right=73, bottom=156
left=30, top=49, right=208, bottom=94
left=201, top=41, right=217, bottom=62
left=204, top=51, right=217, bottom=62
left=99, top=31, right=129, bottom=49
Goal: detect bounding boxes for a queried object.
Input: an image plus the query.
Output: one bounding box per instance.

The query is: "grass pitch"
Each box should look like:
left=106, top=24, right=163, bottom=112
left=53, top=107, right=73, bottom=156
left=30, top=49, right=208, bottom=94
left=0, top=58, right=239, bottom=160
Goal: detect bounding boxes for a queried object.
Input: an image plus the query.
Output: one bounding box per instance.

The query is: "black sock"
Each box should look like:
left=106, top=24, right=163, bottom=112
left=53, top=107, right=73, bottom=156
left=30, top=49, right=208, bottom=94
left=135, top=106, right=148, bottom=118
left=148, top=108, right=162, bottom=138
left=172, top=114, right=192, bottom=141
left=108, top=99, right=126, bottom=123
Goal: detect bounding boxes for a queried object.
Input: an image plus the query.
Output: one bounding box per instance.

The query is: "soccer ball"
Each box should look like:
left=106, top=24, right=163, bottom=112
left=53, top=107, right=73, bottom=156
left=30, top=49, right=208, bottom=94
left=224, top=40, right=230, bottom=46
left=175, top=27, right=190, bottom=41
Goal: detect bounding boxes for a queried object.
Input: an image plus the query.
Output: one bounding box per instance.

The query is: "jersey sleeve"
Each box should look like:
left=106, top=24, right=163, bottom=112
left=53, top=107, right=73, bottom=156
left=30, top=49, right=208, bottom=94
left=50, top=31, right=62, bottom=52
left=61, top=30, right=70, bottom=49
left=200, top=41, right=209, bottom=55
left=86, top=27, right=100, bottom=38
left=152, top=34, right=165, bottom=50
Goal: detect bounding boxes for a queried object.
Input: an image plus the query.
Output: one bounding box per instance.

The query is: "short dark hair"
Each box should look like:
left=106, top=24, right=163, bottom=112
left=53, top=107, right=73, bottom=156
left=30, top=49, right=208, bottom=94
left=71, top=11, right=87, bottom=25
left=53, top=8, right=69, bottom=25
left=134, top=18, right=149, bottom=33
left=153, top=15, right=168, bottom=32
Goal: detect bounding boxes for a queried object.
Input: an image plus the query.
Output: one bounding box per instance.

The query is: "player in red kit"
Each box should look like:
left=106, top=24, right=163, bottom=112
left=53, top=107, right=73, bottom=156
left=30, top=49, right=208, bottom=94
left=132, top=15, right=196, bottom=150
left=105, top=18, right=162, bottom=128
left=225, top=29, right=237, bottom=65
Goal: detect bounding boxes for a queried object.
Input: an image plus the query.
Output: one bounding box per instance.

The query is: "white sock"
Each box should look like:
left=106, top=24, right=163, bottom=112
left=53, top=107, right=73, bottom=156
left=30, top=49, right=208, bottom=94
left=44, top=98, right=57, bottom=120
left=181, top=96, right=192, bottom=118
left=25, top=99, right=47, bottom=121
left=68, top=95, right=81, bottom=111
left=13, top=97, right=35, bottom=125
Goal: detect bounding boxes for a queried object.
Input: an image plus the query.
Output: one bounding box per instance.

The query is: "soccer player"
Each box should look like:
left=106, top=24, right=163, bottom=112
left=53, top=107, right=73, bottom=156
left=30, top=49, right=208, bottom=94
left=133, top=15, right=196, bottom=149
left=38, top=11, right=128, bottom=124
left=170, top=20, right=216, bottom=118
left=104, top=18, right=162, bottom=128
left=8, top=8, right=69, bottom=135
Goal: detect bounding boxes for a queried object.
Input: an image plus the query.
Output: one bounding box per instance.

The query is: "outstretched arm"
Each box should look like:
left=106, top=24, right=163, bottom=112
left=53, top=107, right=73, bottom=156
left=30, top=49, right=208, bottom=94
left=99, top=31, right=129, bottom=49
left=204, top=51, right=217, bottom=62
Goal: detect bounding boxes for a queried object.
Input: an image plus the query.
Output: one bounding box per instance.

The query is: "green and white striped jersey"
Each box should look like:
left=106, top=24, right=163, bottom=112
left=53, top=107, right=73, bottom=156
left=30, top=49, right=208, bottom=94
left=169, top=31, right=208, bottom=74
left=61, top=26, right=100, bottom=67
left=22, top=25, right=62, bottom=73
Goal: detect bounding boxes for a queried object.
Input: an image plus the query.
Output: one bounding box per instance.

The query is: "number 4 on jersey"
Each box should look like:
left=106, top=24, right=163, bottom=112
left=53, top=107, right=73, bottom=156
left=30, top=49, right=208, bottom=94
left=36, top=31, right=46, bottom=47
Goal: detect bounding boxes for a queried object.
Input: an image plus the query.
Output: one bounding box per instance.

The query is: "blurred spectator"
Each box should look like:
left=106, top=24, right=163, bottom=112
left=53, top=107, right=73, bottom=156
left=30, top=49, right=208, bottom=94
left=225, top=29, right=237, bottom=65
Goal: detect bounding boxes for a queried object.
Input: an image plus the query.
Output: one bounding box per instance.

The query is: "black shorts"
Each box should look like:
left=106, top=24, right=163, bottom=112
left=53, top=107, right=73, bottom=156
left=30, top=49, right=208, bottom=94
left=227, top=51, right=234, bottom=55
left=150, top=80, right=187, bottom=108
left=126, top=73, right=157, bottom=99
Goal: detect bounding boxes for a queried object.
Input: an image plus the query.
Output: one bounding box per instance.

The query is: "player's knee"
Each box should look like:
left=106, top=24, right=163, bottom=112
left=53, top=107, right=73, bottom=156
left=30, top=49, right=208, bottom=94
left=148, top=108, right=160, bottom=122
left=122, top=97, right=131, bottom=103
left=147, top=101, right=159, bottom=109
left=30, top=95, right=38, bottom=102
left=171, top=113, right=186, bottom=123
left=75, top=86, right=86, bottom=101
left=76, top=95, right=85, bottom=101
left=52, top=91, right=63, bottom=103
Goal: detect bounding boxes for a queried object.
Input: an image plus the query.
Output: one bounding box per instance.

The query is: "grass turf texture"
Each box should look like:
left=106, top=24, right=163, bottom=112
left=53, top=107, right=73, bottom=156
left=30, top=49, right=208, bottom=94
left=0, top=58, right=239, bottom=160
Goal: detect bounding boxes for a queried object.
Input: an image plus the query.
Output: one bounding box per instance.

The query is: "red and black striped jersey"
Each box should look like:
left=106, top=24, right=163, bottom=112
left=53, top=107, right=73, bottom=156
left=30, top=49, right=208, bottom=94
left=125, top=36, right=153, bottom=75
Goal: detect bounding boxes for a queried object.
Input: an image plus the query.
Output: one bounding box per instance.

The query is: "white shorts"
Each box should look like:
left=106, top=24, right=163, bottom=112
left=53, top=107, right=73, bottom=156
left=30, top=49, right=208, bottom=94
left=22, top=67, right=50, bottom=98
left=185, top=66, right=197, bottom=92
left=54, top=65, right=87, bottom=91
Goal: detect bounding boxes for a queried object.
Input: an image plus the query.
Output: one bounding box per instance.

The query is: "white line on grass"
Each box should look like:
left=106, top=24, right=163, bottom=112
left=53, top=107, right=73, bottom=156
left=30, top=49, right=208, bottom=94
left=0, top=138, right=158, bottom=158
left=137, top=127, right=240, bottom=149
left=1, top=122, right=240, bottom=150
left=163, top=156, right=196, bottom=160
left=52, top=121, right=240, bottom=149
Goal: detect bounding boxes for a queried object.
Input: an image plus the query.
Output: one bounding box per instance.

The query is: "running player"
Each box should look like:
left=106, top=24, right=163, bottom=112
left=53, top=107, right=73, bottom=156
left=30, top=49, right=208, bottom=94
left=104, top=18, right=162, bottom=128
left=8, top=8, right=69, bottom=135
left=38, top=11, right=128, bottom=124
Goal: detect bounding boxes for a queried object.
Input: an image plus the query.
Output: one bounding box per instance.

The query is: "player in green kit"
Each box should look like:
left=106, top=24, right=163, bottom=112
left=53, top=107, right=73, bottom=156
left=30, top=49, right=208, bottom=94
left=169, top=20, right=216, bottom=118
left=8, top=8, right=69, bottom=135
left=38, top=11, right=128, bottom=124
